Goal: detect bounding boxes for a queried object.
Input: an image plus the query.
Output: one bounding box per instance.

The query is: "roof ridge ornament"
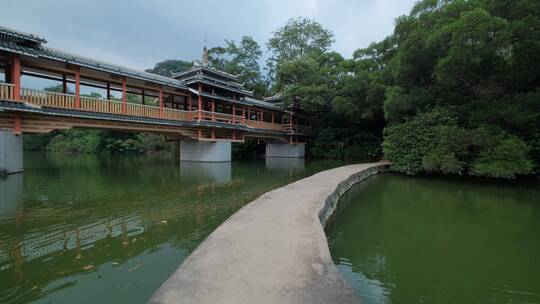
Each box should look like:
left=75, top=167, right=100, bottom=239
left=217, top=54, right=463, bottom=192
left=202, top=46, right=209, bottom=67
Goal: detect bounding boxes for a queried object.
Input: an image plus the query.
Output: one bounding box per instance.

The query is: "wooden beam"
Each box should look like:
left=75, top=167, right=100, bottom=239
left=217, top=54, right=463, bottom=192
left=14, top=113, right=21, bottom=135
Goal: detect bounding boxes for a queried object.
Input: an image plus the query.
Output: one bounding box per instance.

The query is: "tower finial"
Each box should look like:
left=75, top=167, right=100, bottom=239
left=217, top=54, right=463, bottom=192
left=202, top=43, right=209, bottom=67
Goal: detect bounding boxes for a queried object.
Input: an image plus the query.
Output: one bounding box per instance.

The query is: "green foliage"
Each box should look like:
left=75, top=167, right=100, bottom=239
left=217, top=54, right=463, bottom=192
left=47, top=130, right=102, bottom=153
left=267, top=17, right=334, bottom=84
left=208, top=36, right=267, bottom=97
left=383, top=108, right=468, bottom=174
left=470, top=132, right=533, bottom=178
left=232, top=138, right=259, bottom=160
left=145, top=60, right=192, bottom=76
left=380, top=0, right=539, bottom=178
left=25, top=130, right=175, bottom=154
left=267, top=17, right=334, bottom=62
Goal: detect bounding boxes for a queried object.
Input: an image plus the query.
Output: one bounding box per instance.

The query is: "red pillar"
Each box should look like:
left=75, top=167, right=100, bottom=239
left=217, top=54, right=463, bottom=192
left=272, top=112, right=275, bottom=124
left=247, top=107, right=251, bottom=122
left=211, top=99, right=215, bottom=121
left=14, top=113, right=21, bottom=135
left=106, top=82, right=111, bottom=100
left=141, top=89, right=145, bottom=105
left=122, top=77, right=127, bottom=114
left=289, top=113, right=293, bottom=130
left=75, top=67, right=81, bottom=108
left=62, top=74, right=67, bottom=94
left=159, top=87, right=163, bottom=118
left=197, top=84, right=202, bottom=121
left=211, top=129, right=215, bottom=139
left=11, top=55, right=21, bottom=101
left=242, top=106, right=246, bottom=125
left=232, top=103, right=236, bottom=124
left=188, top=94, right=193, bottom=120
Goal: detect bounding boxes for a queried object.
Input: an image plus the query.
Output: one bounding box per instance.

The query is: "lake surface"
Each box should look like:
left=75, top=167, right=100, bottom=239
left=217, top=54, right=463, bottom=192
left=327, top=174, right=540, bottom=304
left=0, top=152, right=341, bottom=304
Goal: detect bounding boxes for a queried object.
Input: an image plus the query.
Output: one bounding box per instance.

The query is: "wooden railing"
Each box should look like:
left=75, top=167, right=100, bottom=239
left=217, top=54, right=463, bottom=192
left=198, top=111, right=244, bottom=125
left=284, top=124, right=311, bottom=133
left=81, top=96, right=122, bottom=114
left=163, top=109, right=196, bottom=121
left=0, top=83, right=308, bottom=133
left=245, top=119, right=284, bottom=131
left=0, top=83, right=14, bottom=100
left=21, top=88, right=76, bottom=108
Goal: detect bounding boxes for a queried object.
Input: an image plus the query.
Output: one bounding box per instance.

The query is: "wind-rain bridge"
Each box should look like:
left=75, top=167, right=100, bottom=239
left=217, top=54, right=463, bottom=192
left=0, top=26, right=310, bottom=174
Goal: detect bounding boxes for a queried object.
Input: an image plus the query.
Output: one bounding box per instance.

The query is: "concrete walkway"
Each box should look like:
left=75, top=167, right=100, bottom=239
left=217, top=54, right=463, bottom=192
left=149, top=162, right=390, bottom=304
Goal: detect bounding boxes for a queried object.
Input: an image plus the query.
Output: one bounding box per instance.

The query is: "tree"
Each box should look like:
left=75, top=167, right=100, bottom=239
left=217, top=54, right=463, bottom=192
left=208, top=36, right=266, bottom=97
left=267, top=17, right=334, bottom=85
left=145, top=59, right=192, bottom=76
left=380, top=0, right=540, bottom=177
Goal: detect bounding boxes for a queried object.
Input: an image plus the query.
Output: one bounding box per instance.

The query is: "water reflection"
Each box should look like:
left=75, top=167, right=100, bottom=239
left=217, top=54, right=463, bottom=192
left=0, top=152, right=341, bottom=304
left=265, top=157, right=305, bottom=171
left=0, top=174, right=23, bottom=219
left=180, top=161, right=232, bottom=183
left=328, top=174, right=540, bottom=304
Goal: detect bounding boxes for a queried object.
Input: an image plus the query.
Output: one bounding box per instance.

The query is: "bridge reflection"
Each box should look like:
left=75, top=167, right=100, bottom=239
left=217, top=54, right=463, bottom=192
left=180, top=161, right=232, bottom=183
left=0, top=154, right=336, bottom=304
left=265, top=157, right=305, bottom=171
left=0, top=174, right=23, bottom=220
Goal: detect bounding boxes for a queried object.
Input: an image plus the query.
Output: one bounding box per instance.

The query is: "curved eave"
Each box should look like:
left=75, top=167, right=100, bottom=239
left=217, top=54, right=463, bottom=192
left=186, top=78, right=253, bottom=96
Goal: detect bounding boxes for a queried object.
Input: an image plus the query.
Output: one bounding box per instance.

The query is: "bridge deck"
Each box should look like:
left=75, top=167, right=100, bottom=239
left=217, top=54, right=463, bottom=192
left=0, top=83, right=310, bottom=141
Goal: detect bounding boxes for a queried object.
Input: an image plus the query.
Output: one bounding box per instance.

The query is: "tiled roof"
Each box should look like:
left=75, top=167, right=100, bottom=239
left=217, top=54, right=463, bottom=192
left=173, top=66, right=238, bottom=81
left=0, top=26, right=187, bottom=90
left=0, top=25, right=47, bottom=44
left=244, top=97, right=283, bottom=111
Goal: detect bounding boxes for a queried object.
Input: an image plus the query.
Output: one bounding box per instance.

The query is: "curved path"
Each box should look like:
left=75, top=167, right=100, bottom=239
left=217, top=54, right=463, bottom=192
left=150, top=161, right=390, bottom=304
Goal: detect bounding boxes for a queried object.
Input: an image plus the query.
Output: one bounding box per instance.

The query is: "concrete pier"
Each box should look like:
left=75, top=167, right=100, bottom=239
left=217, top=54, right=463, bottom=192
left=150, top=161, right=390, bottom=304
left=266, top=142, right=305, bottom=158
left=0, top=129, right=23, bottom=175
left=180, top=140, right=231, bottom=162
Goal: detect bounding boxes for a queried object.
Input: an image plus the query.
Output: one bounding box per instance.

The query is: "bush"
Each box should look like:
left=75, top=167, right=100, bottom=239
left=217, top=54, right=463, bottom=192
left=470, top=135, right=533, bottom=178
left=383, top=108, right=468, bottom=174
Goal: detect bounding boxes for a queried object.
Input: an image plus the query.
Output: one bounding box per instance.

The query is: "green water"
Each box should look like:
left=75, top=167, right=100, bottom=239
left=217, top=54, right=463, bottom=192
left=328, top=174, right=540, bottom=304
left=0, top=152, right=341, bottom=304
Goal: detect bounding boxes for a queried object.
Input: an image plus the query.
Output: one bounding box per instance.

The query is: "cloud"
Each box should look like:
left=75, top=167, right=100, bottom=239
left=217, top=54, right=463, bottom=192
left=0, top=0, right=416, bottom=70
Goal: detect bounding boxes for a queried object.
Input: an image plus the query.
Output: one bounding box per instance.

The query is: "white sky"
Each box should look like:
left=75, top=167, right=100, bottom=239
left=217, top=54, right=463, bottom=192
left=0, top=0, right=417, bottom=71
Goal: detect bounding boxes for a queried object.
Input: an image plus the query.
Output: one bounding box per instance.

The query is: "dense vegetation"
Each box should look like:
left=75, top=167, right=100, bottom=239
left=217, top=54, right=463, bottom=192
left=271, top=0, right=539, bottom=178
left=25, top=0, right=539, bottom=178
left=378, top=0, right=540, bottom=178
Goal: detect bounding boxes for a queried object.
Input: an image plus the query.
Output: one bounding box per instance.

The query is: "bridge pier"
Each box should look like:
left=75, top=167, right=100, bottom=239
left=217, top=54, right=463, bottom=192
left=180, top=140, right=231, bottom=162
left=265, top=142, right=305, bottom=158
left=0, top=129, right=23, bottom=175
